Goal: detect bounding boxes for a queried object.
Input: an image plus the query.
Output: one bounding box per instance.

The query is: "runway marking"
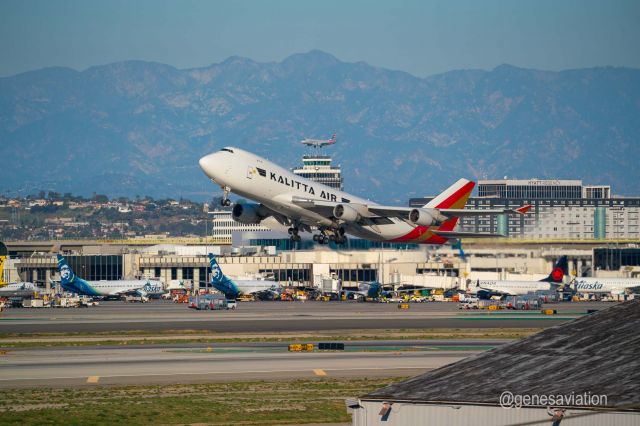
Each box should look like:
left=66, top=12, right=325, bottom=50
left=313, top=369, right=327, bottom=376
left=0, top=366, right=443, bottom=383
left=86, top=376, right=100, bottom=384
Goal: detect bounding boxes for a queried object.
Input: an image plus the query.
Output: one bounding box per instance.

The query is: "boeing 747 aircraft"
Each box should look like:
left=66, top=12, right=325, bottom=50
left=199, top=147, right=531, bottom=244
left=208, top=254, right=281, bottom=299
left=56, top=255, right=163, bottom=297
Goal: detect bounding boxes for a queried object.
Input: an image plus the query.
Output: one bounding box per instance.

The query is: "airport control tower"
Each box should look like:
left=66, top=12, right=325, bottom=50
left=293, top=133, right=343, bottom=190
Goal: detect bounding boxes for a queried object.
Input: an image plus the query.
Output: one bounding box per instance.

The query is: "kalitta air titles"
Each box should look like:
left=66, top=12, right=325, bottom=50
left=269, top=171, right=338, bottom=201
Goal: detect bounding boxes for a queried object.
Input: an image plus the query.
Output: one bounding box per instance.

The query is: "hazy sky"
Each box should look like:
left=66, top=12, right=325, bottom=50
left=1, top=0, right=638, bottom=78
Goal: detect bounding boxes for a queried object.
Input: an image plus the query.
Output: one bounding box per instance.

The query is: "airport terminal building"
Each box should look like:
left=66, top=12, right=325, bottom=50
left=411, top=179, right=640, bottom=240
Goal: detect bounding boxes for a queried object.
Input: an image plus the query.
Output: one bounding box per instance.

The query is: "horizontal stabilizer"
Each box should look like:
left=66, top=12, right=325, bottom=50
left=439, top=204, right=532, bottom=218
left=431, top=230, right=506, bottom=239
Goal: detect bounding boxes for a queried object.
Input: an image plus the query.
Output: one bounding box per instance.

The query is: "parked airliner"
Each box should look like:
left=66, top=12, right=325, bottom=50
left=199, top=147, right=531, bottom=244
left=572, top=277, right=640, bottom=296
left=208, top=254, right=281, bottom=299
left=56, top=255, right=163, bottom=297
left=469, top=256, right=569, bottom=299
left=0, top=281, right=37, bottom=297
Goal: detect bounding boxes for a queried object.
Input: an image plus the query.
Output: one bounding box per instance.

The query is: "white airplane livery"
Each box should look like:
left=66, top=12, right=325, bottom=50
left=300, top=133, right=336, bottom=148
left=470, top=256, right=568, bottom=298
left=56, top=255, right=163, bottom=297
left=208, top=254, right=281, bottom=299
left=572, top=277, right=640, bottom=296
left=0, top=282, right=37, bottom=297
left=199, top=147, right=531, bottom=244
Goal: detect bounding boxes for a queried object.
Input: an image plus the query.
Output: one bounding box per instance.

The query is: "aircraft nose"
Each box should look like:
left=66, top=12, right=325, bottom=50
left=199, top=153, right=219, bottom=178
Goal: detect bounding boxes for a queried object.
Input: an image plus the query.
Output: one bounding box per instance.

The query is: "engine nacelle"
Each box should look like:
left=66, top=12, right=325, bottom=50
left=333, top=204, right=360, bottom=223
left=232, top=202, right=265, bottom=224
left=409, top=208, right=441, bottom=226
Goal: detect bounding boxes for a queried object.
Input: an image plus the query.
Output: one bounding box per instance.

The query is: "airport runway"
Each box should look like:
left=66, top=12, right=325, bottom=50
left=0, top=339, right=491, bottom=388
left=0, top=300, right=610, bottom=334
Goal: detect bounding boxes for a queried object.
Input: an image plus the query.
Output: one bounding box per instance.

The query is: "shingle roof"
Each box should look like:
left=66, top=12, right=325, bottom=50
left=363, top=300, right=640, bottom=410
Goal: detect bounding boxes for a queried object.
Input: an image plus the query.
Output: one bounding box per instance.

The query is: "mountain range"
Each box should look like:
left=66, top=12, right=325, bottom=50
left=1, top=50, right=639, bottom=203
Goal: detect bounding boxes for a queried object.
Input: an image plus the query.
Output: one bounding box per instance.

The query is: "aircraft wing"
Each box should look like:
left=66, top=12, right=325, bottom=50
left=292, top=197, right=531, bottom=221
left=369, top=205, right=532, bottom=219
left=291, top=198, right=379, bottom=218
left=290, top=197, right=336, bottom=217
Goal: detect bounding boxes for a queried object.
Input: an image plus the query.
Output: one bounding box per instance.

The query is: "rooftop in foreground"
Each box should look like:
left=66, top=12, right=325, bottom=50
left=363, top=299, right=640, bottom=410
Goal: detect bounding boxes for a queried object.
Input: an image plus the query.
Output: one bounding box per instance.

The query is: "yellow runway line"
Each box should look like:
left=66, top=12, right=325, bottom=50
left=313, top=369, right=327, bottom=376
left=86, top=376, right=100, bottom=384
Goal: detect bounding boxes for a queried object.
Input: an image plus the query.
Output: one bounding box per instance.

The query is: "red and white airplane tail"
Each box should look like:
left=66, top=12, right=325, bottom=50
left=327, top=133, right=336, bottom=144
left=425, top=178, right=475, bottom=210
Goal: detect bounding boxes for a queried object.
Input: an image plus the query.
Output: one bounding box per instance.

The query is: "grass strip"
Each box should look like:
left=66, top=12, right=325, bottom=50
left=0, top=378, right=400, bottom=425
left=0, top=328, right=541, bottom=349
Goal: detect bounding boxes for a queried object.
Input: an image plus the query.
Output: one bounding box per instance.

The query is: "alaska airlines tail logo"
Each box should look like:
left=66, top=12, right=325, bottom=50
left=208, top=254, right=224, bottom=283
left=211, top=263, right=222, bottom=282
left=57, top=255, right=75, bottom=284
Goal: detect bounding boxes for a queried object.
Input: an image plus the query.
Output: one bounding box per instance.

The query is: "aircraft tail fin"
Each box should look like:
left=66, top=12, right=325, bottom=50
left=328, top=133, right=336, bottom=144
left=540, top=256, right=569, bottom=283
left=426, top=179, right=475, bottom=231
left=424, top=179, right=475, bottom=210
left=208, top=253, right=229, bottom=285
left=207, top=253, right=240, bottom=298
left=56, top=254, right=76, bottom=285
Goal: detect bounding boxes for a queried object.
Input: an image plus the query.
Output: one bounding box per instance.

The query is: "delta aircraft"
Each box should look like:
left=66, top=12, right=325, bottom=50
left=469, top=256, right=569, bottom=299
left=56, top=255, right=163, bottom=297
left=198, top=147, right=531, bottom=244
left=208, top=254, right=281, bottom=299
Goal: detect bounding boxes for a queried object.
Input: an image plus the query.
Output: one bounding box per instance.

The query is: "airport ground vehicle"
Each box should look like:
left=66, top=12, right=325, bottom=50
left=79, top=296, right=99, bottom=307
left=193, top=294, right=235, bottom=310
left=124, top=295, right=149, bottom=303
left=458, top=300, right=479, bottom=309
left=22, top=298, right=47, bottom=308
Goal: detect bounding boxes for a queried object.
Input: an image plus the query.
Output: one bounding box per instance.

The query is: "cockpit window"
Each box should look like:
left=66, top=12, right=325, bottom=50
left=220, top=148, right=234, bottom=153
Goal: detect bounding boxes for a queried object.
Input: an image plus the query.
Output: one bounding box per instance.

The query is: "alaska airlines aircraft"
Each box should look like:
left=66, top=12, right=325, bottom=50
left=471, top=256, right=568, bottom=299
left=56, top=255, right=163, bottom=297
left=199, top=147, right=531, bottom=244
left=572, top=277, right=640, bottom=296
left=208, top=254, right=281, bottom=299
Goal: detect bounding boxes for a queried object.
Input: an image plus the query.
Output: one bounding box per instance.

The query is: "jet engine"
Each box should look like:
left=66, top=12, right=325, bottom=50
left=409, top=208, right=441, bottom=226
left=333, top=204, right=360, bottom=223
left=232, top=202, right=266, bottom=224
